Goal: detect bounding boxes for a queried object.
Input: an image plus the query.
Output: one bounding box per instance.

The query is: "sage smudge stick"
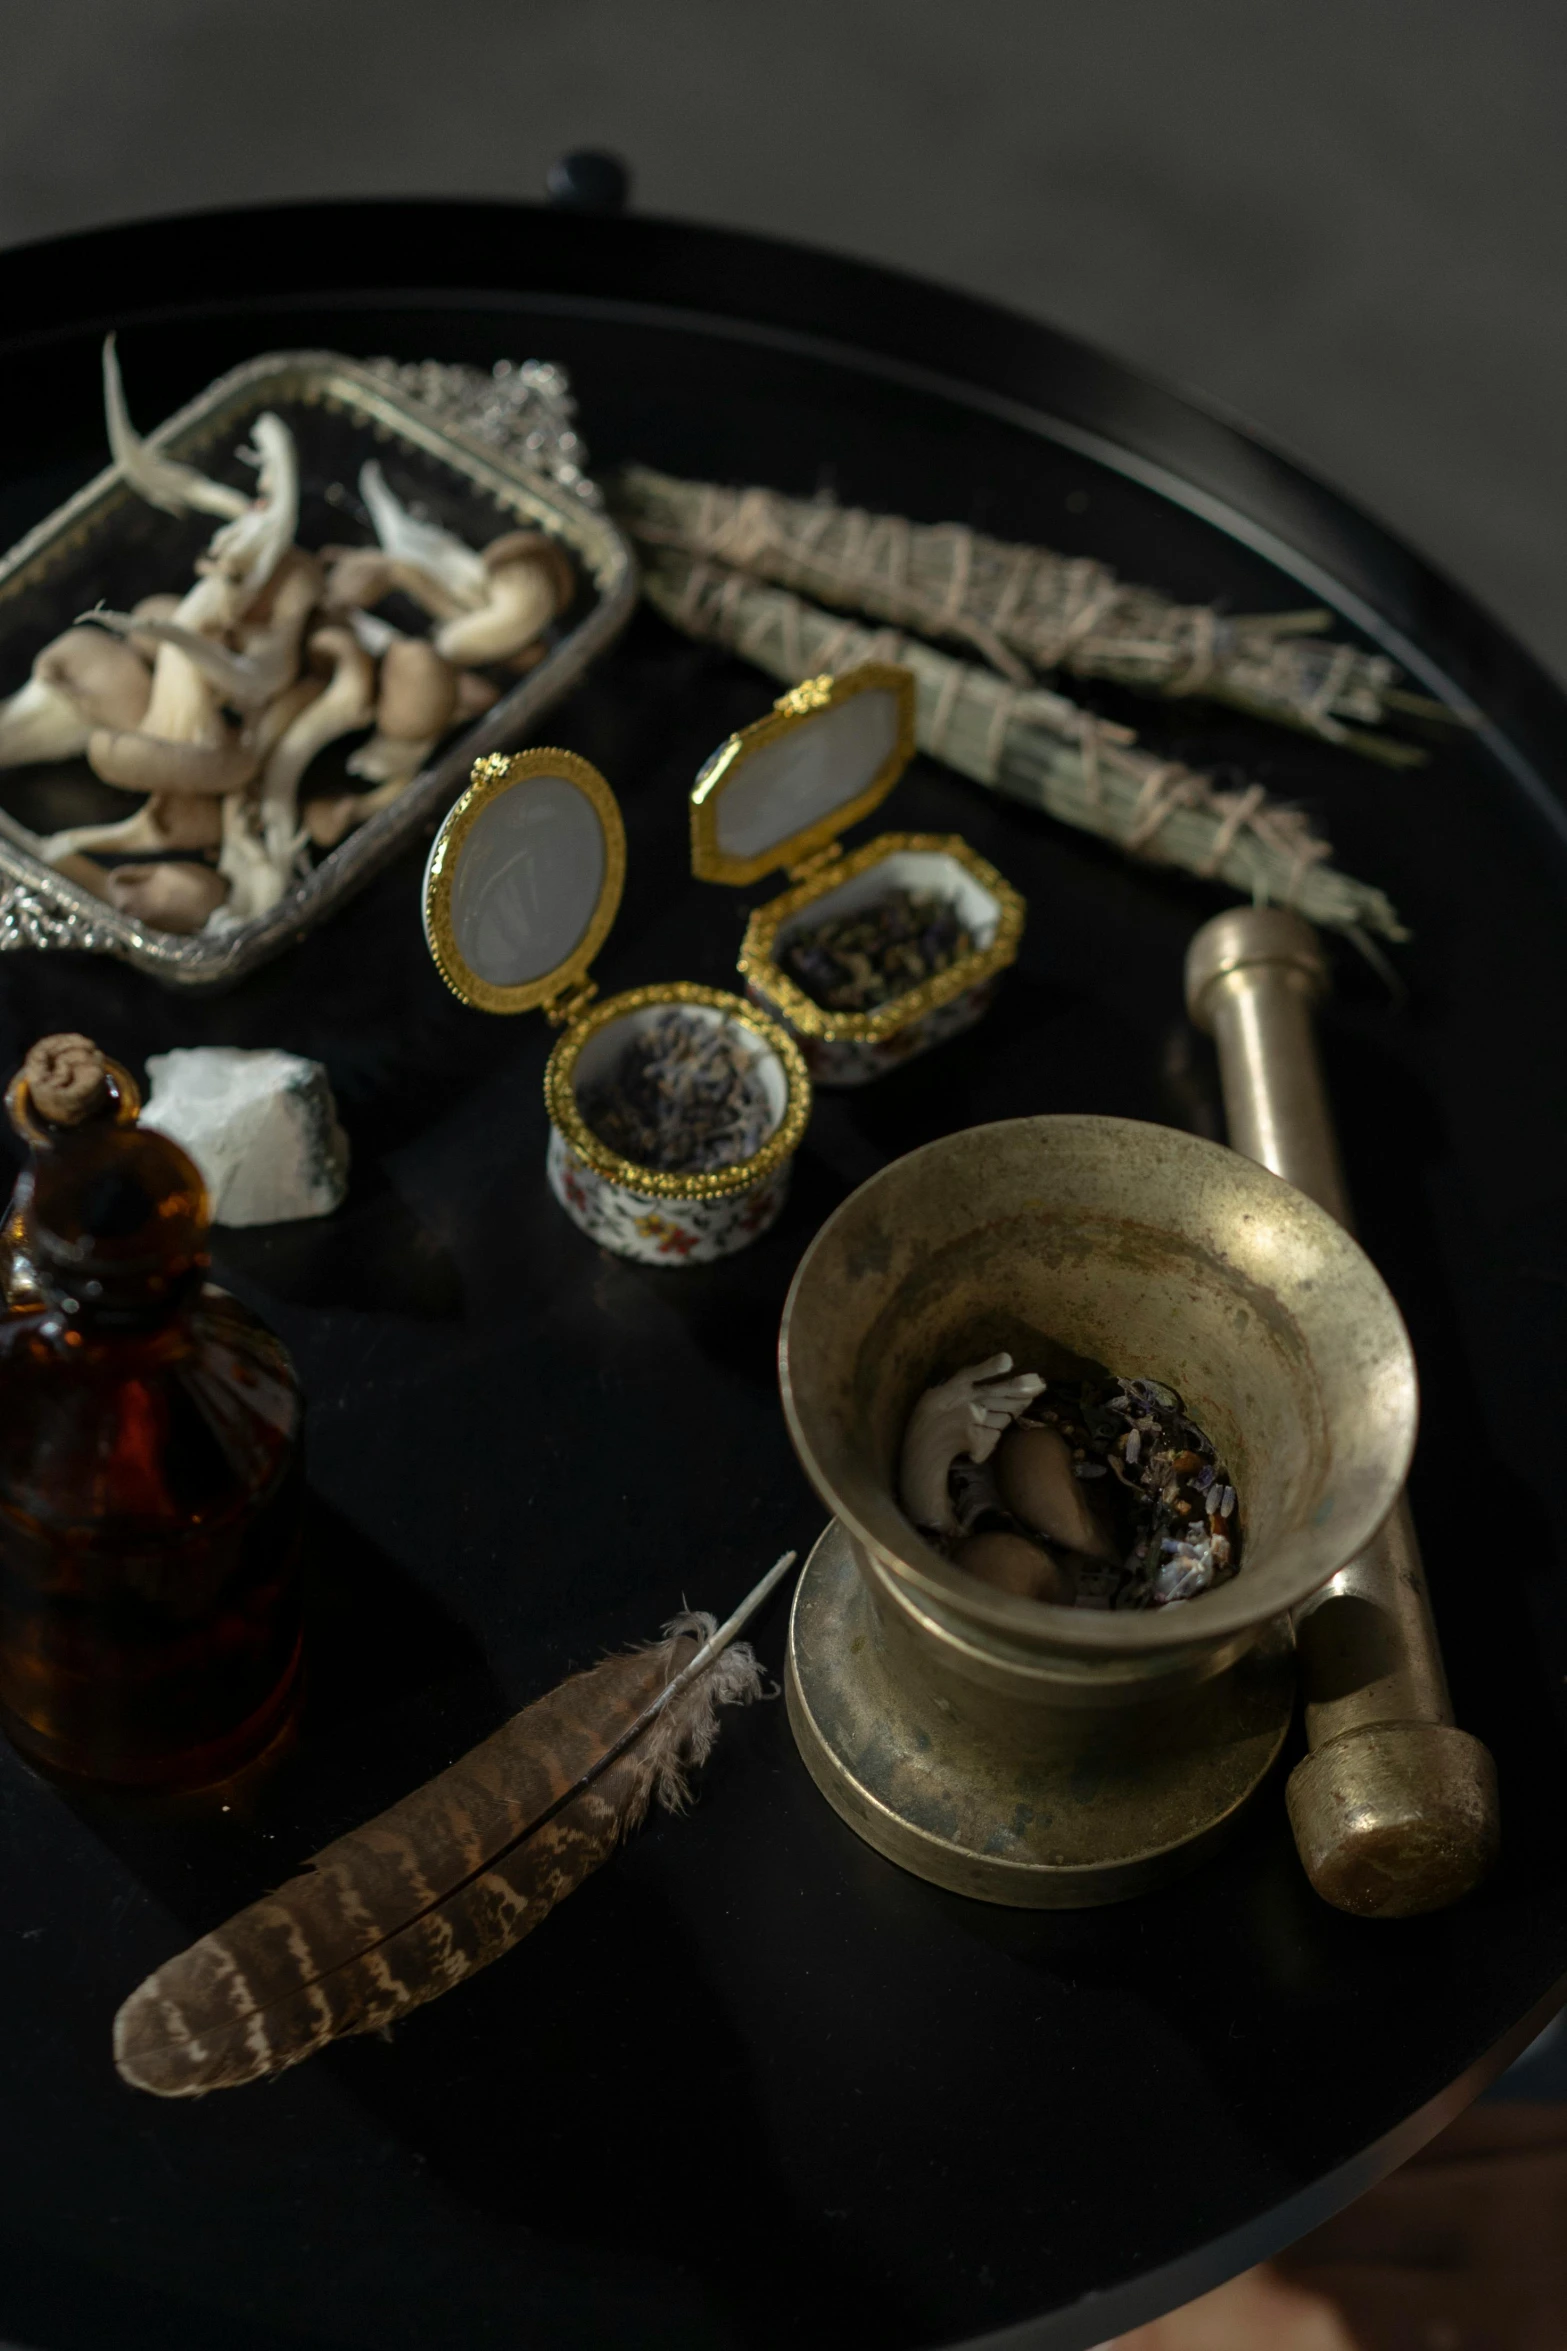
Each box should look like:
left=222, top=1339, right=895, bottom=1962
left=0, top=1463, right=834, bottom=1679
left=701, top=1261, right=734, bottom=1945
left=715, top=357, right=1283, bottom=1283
left=620, top=467, right=1453, bottom=764
left=642, top=550, right=1407, bottom=944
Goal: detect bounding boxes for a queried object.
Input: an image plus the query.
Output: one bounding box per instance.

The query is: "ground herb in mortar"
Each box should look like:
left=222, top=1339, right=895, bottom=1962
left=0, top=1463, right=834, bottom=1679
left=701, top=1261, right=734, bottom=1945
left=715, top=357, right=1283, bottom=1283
left=942, top=1371, right=1240, bottom=1610
left=780, top=887, right=974, bottom=1014
left=579, top=1008, right=773, bottom=1174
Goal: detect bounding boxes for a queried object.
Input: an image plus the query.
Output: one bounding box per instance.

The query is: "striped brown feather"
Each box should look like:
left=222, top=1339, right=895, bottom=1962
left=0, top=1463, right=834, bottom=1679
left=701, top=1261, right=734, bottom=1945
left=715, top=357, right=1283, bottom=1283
left=113, top=1617, right=761, bottom=2098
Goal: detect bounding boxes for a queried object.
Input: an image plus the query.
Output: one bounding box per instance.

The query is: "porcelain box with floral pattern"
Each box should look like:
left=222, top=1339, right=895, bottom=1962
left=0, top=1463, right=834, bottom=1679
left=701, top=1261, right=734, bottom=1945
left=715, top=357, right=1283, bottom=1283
left=690, top=664, right=1025, bottom=1089
left=423, top=748, right=811, bottom=1265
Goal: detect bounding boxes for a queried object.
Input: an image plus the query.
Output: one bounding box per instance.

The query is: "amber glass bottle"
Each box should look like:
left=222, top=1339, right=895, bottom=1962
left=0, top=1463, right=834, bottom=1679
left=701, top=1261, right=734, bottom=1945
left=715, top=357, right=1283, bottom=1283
left=0, top=1037, right=304, bottom=1788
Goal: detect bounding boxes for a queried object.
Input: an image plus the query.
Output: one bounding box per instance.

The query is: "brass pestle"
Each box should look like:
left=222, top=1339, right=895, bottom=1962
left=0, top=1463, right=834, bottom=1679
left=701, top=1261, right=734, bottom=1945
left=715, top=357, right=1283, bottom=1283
left=1186, top=907, right=1500, bottom=1916
left=780, top=1104, right=1420, bottom=1906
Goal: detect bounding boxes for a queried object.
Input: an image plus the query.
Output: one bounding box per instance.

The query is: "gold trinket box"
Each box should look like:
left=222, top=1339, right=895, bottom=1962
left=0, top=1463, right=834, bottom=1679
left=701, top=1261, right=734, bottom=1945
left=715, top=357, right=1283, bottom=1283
left=424, top=748, right=811, bottom=1265
left=690, top=665, right=1025, bottom=1087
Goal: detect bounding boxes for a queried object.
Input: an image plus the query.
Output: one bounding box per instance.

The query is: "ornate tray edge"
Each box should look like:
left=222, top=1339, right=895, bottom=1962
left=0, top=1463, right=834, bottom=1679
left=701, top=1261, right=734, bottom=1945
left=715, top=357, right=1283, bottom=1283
left=0, top=350, right=639, bottom=989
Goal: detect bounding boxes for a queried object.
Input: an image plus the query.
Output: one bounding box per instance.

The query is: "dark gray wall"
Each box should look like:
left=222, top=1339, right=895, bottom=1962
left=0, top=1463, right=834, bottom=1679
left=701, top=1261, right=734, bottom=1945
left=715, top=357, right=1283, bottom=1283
left=2, top=1, right=1563, bottom=671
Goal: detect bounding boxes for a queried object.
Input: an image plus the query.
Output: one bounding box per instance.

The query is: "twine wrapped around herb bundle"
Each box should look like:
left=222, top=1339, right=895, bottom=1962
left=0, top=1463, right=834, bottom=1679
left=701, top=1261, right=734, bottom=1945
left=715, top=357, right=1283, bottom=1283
left=643, top=548, right=1407, bottom=943
left=621, top=467, right=1447, bottom=765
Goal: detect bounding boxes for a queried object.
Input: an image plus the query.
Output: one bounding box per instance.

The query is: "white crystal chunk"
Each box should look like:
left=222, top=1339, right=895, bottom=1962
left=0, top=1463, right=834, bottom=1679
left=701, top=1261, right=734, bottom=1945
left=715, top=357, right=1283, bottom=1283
left=142, top=1046, right=350, bottom=1228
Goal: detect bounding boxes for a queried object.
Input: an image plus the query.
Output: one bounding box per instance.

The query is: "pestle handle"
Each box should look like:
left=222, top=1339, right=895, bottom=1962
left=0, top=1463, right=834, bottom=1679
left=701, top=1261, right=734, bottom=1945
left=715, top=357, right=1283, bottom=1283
left=1186, top=907, right=1498, bottom=1917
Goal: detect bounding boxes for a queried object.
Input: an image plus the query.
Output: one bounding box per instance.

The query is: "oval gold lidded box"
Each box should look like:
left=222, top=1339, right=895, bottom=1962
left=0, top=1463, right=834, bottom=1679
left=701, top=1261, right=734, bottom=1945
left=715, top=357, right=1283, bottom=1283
left=424, top=748, right=812, bottom=1265
left=691, top=664, right=1026, bottom=1088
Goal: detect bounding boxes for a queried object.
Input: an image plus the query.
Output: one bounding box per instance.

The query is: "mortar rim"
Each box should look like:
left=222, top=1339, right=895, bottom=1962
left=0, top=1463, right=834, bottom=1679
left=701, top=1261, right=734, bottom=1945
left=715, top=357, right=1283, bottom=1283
left=778, top=1113, right=1418, bottom=1657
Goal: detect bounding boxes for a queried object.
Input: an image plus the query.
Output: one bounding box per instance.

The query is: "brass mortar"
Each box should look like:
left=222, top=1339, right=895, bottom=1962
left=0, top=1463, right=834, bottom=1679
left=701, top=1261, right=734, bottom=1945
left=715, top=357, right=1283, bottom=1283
left=779, top=1114, right=1418, bottom=1905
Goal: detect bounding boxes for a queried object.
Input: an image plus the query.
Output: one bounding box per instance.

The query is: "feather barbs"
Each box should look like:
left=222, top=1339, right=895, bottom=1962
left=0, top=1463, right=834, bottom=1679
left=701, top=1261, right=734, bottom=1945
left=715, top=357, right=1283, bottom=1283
left=113, top=1598, right=777, bottom=2100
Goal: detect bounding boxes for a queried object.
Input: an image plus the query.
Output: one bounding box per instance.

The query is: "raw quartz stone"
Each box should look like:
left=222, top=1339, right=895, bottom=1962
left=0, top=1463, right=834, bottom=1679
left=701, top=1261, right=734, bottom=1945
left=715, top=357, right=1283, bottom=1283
left=142, top=1048, right=349, bottom=1227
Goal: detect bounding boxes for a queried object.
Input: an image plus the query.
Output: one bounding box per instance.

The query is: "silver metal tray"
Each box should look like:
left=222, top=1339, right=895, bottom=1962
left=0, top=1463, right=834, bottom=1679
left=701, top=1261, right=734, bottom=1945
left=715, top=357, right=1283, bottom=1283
left=0, top=351, right=637, bottom=987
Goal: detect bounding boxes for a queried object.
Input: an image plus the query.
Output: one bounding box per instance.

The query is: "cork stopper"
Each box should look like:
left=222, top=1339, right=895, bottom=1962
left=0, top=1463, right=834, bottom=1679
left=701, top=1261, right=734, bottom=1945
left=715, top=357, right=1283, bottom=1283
left=22, top=1034, right=111, bottom=1127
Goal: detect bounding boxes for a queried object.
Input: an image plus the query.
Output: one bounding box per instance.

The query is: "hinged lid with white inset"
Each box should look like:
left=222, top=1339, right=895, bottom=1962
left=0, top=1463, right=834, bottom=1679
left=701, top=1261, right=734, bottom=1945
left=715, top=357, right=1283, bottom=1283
left=689, top=664, right=917, bottom=887
left=422, top=748, right=625, bottom=1018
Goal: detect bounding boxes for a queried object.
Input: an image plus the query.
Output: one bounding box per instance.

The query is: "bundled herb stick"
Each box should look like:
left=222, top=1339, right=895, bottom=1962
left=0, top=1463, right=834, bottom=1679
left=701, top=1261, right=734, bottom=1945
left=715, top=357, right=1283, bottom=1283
left=621, top=465, right=1451, bottom=763
left=781, top=887, right=974, bottom=1013
left=642, top=550, right=1407, bottom=943
left=579, top=1008, right=773, bottom=1173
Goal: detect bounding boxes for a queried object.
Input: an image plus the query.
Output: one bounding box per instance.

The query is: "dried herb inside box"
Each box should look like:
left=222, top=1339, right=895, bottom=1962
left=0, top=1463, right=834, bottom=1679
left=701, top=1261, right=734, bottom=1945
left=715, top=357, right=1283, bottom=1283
left=689, top=665, right=1025, bottom=1089
left=423, top=749, right=811, bottom=1266
left=780, top=887, right=976, bottom=1014
left=578, top=1006, right=776, bottom=1173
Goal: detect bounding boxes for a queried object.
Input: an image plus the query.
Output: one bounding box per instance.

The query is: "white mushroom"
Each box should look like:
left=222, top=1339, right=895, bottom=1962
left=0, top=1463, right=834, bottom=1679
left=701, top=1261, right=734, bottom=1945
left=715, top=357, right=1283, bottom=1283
left=303, top=775, right=408, bottom=849
left=86, top=484, right=313, bottom=802
left=103, top=860, right=229, bottom=935
left=22, top=841, right=112, bottom=898
left=232, top=546, right=322, bottom=697
left=245, top=672, right=326, bottom=764
left=898, top=1353, right=1047, bottom=1536
left=256, top=620, right=380, bottom=879
left=39, top=792, right=223, bottom=866
left=0, top=676, right=89, bottom=768
left=310, top=663, right=497, bottom=846
left=194, top=411, right=300, bottom=613
left=34, top=626, right=152, bottom=730
left=62, top=856, right=122, bottom=900
left=433, top=531, right=574, bottom=668
left=87, top=621, right=259, bottom=797
left=85, top=433, right=303, bottom=800
left=212, top=795, right=283, bottom=929
left=127, top=594, right=182, bottom=664
left=91, top=616, right=262, bottom=709
left=347, top=637, right=457, bottom=784
left=117, top=398, right=301, bottom=651
left=0, top=623, right=154, bottom=769
left=65, top=679, right=323, bottom=862
left=342, top=606, right=403, bottom=658
left=102, top=336, right=249, bottom=521
left=111, top=673, right=318, bottom=888
left=90, top=548, right=321, bottom=712
left=994, top=1423, right=1119, bottom=1563
left=358, top=460, right=488, bottom=618
left=0, top=810, right=124, bottom=905
left=321, top=544, right=468, bottom=624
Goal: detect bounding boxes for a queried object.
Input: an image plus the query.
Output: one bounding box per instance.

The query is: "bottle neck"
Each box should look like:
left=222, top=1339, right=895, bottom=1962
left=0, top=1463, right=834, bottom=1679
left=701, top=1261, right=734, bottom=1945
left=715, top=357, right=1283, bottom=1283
left=22, top=1119, right=211, bottom=1334
left=6, top=1049, right=141, bottom=1150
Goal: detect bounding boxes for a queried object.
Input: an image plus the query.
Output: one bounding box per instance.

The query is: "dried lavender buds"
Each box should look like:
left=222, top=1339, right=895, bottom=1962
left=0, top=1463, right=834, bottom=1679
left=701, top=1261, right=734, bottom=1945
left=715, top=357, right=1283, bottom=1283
left=780, top=887, right=974, bottom=1014
left=902, top=1356, right=1240, bottom=1610
left=578, top=1009, right=774, bottom=1174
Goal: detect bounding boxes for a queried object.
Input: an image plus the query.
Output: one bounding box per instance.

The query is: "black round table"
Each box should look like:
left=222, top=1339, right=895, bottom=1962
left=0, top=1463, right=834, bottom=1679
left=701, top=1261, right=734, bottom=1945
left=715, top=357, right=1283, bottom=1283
left=0, top=198, right=1563, bottom=2351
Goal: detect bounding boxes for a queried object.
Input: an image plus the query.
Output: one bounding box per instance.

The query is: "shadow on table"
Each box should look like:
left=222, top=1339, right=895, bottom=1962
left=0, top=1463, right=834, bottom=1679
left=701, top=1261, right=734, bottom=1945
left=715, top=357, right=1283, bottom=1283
left=1112, top=2091, right=1567, bottom=2349
left=314, top=1855, right=912, bottom=2351
left=210, top=1170, right=466, bottom=1320
left=54, top=1492, right=510, bottom=1931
